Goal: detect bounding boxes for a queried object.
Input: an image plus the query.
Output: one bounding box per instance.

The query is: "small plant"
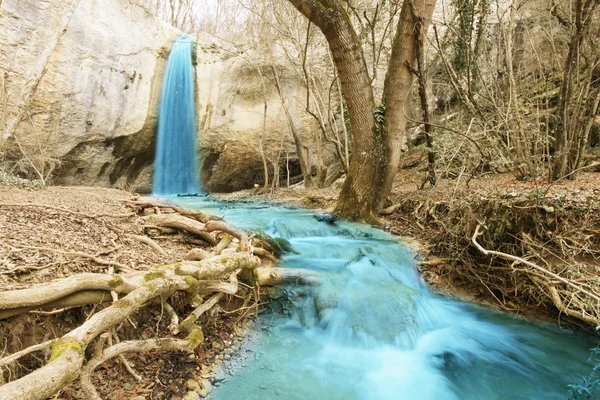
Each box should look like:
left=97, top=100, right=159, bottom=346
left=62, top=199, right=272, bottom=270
left=0, top=167, right=43, bottom=189
left=0, top=152, right=43, bottom=189
left=568, top=346, right=600, bottom=400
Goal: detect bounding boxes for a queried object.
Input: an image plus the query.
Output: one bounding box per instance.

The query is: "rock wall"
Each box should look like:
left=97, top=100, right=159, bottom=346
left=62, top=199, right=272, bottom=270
left=0, top=0, right=323, bottom=193
left=195, top=37, right=320, bottom=192
left=0, top=0, right=180, bottom=191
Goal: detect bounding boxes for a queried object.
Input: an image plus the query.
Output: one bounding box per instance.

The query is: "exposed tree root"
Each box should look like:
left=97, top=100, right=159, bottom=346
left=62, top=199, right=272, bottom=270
left=185, top=248, right=210, bottom=261
left=254, top=267, right=322, bottom=286
left=123, top=198, right=212, bottom=223
left=471, top=222, right=600, bottom=327
left=0, top=252, right=259, bottom=400
left=12, top=245, right=130, bottom=272
left=142, top=214, right=217, bottom=245
left=0, top=194, right=306, bottom=399
left=130, top=235, right=167, bottom=255
left=0, top=340, right=54, bottom=368
left=252, top=247, right=278, bottom=262
left=472, top=223, right=600, bottom=303
left=380, top=188, right=600, bottom=330
left=205, top=221, right=249, bottom=251
left=80, top=337, right=199, bottom=400
left=213, top=235, right=233, bottom=255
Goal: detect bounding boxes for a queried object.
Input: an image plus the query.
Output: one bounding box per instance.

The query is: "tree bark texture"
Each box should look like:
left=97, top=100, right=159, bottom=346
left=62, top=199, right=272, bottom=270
left=287, top=0, right=437, bottom=221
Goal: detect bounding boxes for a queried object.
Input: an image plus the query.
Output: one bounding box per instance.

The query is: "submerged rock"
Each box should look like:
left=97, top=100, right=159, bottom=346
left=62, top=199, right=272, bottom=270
left=315, top=280, right=419, bottom=342
left=313, top=213, right=338, bottom=224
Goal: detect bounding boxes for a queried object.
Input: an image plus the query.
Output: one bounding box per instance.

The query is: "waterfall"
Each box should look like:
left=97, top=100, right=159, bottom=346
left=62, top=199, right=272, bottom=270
left=153, top=35, right=201, bottom=195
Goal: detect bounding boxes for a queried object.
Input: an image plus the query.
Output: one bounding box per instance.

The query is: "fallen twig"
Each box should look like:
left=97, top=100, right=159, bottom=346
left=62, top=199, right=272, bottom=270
left=15, top=245, right=130, bottom=272
left=0, top=203, right=134, bottom=219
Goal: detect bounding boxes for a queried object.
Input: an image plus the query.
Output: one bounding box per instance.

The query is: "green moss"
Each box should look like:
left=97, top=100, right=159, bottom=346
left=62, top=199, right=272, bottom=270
left=112, top=298, right=134, bottom=309
left=273, top=238, right=295, bottom=255
left=183, top=275, right=200, bottom=294
left=178, top=319, right=196, bottom=334
left=157, top=262, right=179, bottom=271
left=144, top=269, right=167, bottom=281
left=49, top=339, right=84, bottom=362
left=185, top=326, right=205, bottom=347
left=108, top=274, right=124, bottom=289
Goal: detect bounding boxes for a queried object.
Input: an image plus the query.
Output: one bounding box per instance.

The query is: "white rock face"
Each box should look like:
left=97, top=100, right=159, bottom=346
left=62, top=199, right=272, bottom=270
left=0, top=1, right=323, bottom=192
left=195, top=35, right=320, bottom=192
left=0, top=0, right=180, bottom=190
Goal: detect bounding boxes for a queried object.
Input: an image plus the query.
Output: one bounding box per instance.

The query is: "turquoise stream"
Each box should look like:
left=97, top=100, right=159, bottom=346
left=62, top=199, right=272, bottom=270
left=173, top=196, right=596, bottom=400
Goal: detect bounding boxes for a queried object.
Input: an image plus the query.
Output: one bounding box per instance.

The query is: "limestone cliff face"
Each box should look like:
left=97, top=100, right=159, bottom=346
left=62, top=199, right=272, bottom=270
left=0, top=0, right=179, bottom=191
left=195, top=36, right=318, bottom=192
left=0, top=1, right=320, bottom=193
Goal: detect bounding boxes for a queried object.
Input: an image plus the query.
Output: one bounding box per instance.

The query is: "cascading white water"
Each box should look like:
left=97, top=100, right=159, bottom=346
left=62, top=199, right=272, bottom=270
left=153, top=36, right=201, bottom=195
left=171, top=197, right=596, bottom=399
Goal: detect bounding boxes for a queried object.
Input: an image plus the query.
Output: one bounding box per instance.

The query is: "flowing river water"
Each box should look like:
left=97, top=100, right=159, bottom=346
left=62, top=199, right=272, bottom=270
left=173, top=196, right=596, bottom=400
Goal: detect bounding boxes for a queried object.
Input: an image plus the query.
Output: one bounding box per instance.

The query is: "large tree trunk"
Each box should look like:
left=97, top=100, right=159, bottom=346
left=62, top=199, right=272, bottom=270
left=550, top=0, right=599, bottom=181
left=287, top=0, right=436, bottom=222
left=287, top=0, right=377, bottom=221
left=375, top=0, right=437, bottom=210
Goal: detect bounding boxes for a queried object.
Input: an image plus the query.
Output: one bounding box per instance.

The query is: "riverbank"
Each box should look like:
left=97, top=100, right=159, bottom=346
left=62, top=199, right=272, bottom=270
left=0, top=185, right=265, bottom=399
left=221, top=169, right=600, bottom=332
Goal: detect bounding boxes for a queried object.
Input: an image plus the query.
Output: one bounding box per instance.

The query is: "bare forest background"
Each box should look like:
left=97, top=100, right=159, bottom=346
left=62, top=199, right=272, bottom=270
left=134, top=0, right=600, bottom=194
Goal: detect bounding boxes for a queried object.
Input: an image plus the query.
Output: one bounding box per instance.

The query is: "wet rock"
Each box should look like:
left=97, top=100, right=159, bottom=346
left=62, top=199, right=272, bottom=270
left=315, top=280, right=420, bottom=342
left=200, top=379, right=212, bottom=394
left=186, top=379, right=201, bottom=392
left=313, top=213, right=338, bottom=224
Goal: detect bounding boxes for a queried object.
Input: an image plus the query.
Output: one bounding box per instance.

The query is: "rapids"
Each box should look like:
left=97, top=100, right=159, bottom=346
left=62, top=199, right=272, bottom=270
left=170, top=196, right=597, bottom=400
